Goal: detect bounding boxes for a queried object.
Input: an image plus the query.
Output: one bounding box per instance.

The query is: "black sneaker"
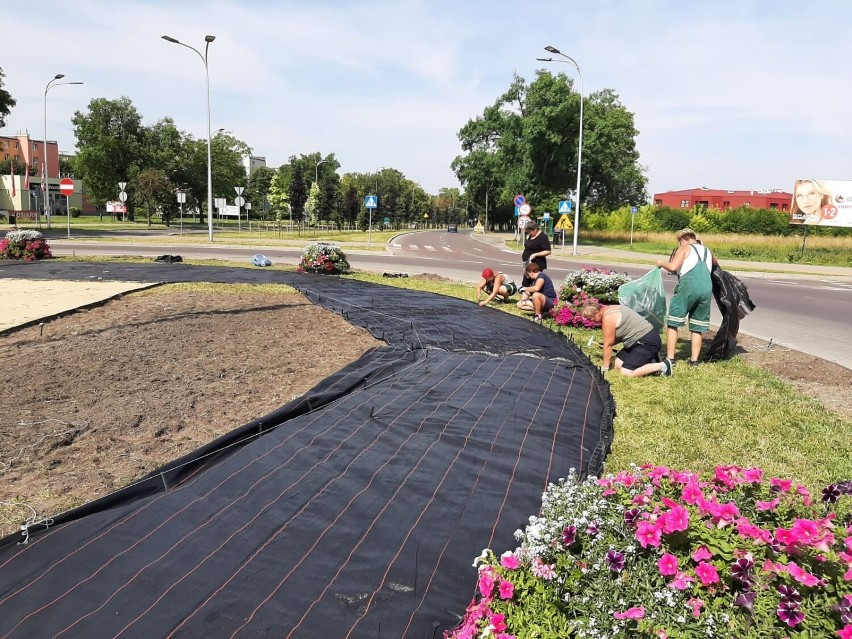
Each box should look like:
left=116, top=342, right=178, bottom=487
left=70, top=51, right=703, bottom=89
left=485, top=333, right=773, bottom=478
left=688, top=360, right=700, bottom=368
left=659, top=359, right=673, bottom=377
left=533, top=315, right=543, bottom=323
left=665, top=357, right=677, bottom=369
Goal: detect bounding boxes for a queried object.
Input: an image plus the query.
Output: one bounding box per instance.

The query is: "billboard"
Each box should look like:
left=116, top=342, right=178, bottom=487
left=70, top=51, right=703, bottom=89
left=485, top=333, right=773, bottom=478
left=790, top=179, right=852, bottom=227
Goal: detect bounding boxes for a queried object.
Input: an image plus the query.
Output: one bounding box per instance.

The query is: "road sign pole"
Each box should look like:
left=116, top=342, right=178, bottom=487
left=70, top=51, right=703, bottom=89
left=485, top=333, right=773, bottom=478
left=66, top=194, right=71, bottom=239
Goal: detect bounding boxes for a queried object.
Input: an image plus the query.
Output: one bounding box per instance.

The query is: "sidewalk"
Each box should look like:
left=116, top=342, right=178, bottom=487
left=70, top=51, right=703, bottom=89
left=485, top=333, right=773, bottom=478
left=472, top=231, right=852, bottom=281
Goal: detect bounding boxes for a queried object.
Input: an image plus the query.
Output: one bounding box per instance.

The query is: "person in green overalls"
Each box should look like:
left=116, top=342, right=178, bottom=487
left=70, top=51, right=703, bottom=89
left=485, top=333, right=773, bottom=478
left=655, top=228, right=718, bottom=368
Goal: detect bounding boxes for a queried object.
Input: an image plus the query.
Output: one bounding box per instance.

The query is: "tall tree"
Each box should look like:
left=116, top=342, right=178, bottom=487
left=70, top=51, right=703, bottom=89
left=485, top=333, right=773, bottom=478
left=134, top=167, right=175, bottom=227
left=0, top=67, right=15, bottom=128
left=305, top=182, right=320, bottom=226
left=289, top=163, right=308, bottom=222
left=72, top=97, right=147, bottom=217
left=453, top=70, right=647, bottom=223
left=245, top=166, right=275, bottom=218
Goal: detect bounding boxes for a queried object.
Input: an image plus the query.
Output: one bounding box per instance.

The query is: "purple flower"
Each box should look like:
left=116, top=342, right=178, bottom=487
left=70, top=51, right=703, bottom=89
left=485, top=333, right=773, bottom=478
left=605, top=549, right=626, bottom=572
left=730, top=557, right=754, bottom=581
left=623, top=508, right=641, bottom=527
left=562, top=525, right=577, bottom=547
left=586, top=522, right=599, bottom=536
left=823, top=484, right=841, bottom=503
left=777, top=600, right=804, bottom=627
left=777, top=584, right=802, bottom=604
left=734, top=591, right=757, bottom=613
left=835, top=595, right=852, bottom=624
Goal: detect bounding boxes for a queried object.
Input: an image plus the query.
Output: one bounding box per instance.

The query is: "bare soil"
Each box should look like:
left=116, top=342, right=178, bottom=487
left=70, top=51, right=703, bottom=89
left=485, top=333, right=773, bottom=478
left=0, top=286, right=383, bottom=538
left=1, top=286, right=850, bottom=539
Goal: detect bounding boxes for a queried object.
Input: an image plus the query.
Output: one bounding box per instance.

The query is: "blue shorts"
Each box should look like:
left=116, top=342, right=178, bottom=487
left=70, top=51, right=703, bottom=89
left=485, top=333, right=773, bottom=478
left=617, top=329, right=662, bottom=370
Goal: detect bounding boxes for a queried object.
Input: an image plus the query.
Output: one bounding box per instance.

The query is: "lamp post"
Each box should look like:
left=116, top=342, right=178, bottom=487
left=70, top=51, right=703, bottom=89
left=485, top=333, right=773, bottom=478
left=315, top=159, right=328, bottom=185
left=162, top=34, right=216, bottom=241
left=537, top=46, right=584, bottom=255
left=44, top=74, right=83, bottom=229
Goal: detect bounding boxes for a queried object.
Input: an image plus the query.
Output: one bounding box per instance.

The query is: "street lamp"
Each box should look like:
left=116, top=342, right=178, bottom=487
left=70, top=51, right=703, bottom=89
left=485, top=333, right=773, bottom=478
left=537, top=45, right=584, bottom=256
left=315, top=159, right=328, bottom=185
left=162, top=33, right=216, bottom=241
left=44, top=74, right=83, bottom=229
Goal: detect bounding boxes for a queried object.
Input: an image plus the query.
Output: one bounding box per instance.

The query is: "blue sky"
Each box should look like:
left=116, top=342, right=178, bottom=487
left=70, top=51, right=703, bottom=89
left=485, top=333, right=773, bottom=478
left=3, top=0, right=850, bottom=199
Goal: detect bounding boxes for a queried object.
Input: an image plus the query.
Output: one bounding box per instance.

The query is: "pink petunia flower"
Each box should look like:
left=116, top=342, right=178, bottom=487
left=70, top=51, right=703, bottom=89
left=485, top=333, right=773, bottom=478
left=688, top=597, right=704, bottom=618
left=695, top=562, right=720, bottom=586
left=681, top=480, right=704, bottom=505
left=478, top=571, right=496, bottom=598
left=658, top=553, right=679, bottom=576
left=756, top=498, right=781, bottom=511
left=531, top=557, right=556, bottom=580
left=770, top=478, right=793, bottom=493
left=498, top=580, right=514, bottom=600
left=636, top=520, right=663, bottom=548
left=692, top=546, right=712, bottom=562
left=613, top=606, right=645, bottom=620
left=742, top=467, right=764, bottom=483
left=500, top=551, right=520, bottom=570
left=787, top=561, right=822, bottom=587
left=838, top=624, right=852, bottom=639
left=489, top=612, right=507, bottom=633
left=660, top=504, right=690, bottom=534
left=711, top=501, right=740, bottom=527
left=670, top=572, right=695, bottom=590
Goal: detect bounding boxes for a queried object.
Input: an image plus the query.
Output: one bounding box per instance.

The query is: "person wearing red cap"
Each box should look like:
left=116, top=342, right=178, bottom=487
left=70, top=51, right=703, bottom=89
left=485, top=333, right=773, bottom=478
left=476, top=268, right=518, bottom=306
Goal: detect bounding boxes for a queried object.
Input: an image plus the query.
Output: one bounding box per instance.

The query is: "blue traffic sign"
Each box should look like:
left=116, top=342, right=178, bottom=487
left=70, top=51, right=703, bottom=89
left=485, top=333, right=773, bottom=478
left=631, top=206, right=638, bottom=214
left=513, top=194, right=526, bottom=207
left=365, top=195, right=378, bottom=209
left=514, top=206, right=521, bottom=217
left=558, top=200, right=572, bottom=213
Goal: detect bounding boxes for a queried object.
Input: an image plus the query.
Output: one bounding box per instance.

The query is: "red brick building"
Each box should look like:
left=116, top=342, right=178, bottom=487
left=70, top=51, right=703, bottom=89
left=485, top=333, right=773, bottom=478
left=653, top=187, right=792, bottom=211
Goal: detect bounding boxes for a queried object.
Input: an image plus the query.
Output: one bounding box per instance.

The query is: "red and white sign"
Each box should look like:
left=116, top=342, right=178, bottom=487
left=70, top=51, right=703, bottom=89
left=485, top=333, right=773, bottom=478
left=59, top=178, right=75, bottom=196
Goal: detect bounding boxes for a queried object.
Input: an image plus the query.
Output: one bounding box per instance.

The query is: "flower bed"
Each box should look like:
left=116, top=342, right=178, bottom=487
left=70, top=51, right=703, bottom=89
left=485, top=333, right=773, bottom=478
left=551, top=267, right=631, bottom=327
left=0, top=229, right=52, bottom=261
left=296, top=242, right=350, bottom=274
left=449, top=465, right=852, bottom=639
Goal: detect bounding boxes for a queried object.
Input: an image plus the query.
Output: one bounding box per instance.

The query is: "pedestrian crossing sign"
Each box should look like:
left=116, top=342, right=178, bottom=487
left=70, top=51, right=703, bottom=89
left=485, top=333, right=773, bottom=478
left=558, top=200, right=572, bottom=213
left=365, top=196, right=378, bottom=209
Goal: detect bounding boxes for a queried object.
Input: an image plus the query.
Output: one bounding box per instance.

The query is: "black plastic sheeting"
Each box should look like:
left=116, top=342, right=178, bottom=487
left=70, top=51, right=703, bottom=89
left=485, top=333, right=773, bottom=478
left=0, top=261, right=615, bottom=638
left=705, top=267, right=757, bottom=361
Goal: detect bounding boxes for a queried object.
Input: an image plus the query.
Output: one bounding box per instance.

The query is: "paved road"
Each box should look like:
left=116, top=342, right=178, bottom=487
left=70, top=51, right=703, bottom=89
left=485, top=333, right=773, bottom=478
left=46, top=230, right=852, bottom=369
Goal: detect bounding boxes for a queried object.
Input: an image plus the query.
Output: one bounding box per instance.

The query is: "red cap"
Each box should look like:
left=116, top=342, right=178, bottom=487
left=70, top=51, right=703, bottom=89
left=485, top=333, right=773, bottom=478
left=482, top=268, right=494, bottom=279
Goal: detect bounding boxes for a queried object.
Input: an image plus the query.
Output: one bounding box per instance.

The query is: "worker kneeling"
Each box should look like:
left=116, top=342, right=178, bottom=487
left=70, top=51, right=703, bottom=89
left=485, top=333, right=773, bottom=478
left=580, top=301, right=673, bottom=377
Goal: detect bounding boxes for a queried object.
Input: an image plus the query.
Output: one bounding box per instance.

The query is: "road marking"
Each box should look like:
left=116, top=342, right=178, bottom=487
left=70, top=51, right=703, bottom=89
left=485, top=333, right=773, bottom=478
left=443, top=247, right=453, bottom=252
left=424, top=245, right=436, bottom=251
left=391, top=243, right=402, bottom=248
left=409, top=245, right=419, bottom=250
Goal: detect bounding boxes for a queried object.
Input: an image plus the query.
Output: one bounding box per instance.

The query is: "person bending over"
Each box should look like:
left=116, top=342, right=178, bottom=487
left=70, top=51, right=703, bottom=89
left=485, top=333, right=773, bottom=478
left=477, top=268, right=518, bottom=306
left=655, top=227, right=717, bottom=368
left=580, top=301, right=672, bottom=377
left=516, top=263, right=557, bottom=322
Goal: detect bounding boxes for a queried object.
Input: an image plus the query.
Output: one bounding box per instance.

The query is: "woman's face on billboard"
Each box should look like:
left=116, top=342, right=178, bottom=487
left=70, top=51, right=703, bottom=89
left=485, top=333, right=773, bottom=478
left=795, top=182, right=822, bottom=215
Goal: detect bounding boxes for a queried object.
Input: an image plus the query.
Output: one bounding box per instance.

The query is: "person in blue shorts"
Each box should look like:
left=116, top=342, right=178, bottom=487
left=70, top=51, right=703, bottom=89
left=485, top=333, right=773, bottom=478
left=516, top=262, right=557, bottom=322
left=580, top=301, right=672, bottom=377
left=655, top=228, right=717, bottom=367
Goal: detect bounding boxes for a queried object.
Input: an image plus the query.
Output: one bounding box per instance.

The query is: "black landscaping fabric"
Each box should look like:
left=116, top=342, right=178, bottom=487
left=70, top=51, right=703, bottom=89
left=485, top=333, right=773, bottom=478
left=0, top=261, right=615, bottom=638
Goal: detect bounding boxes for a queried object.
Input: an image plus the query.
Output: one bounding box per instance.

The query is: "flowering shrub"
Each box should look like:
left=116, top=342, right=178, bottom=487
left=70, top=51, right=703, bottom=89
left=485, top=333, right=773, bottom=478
left=296, top=242, right=350, bottom=274
left=0, top=229, right=52, bottom=261
left=551, top=268, right=632, bottom=328
left=448, top=465, right=852, bottom=639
